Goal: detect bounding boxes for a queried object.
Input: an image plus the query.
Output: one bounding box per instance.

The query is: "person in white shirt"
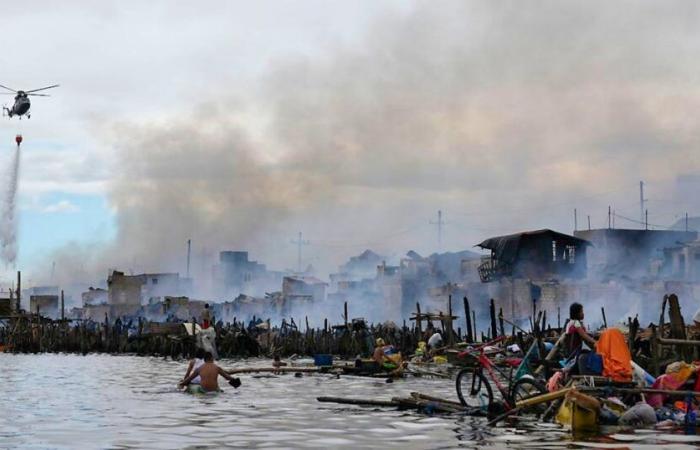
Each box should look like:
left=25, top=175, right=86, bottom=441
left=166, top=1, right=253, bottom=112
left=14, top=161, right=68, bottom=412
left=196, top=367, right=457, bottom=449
left=182, top=348, right=206, bottom=386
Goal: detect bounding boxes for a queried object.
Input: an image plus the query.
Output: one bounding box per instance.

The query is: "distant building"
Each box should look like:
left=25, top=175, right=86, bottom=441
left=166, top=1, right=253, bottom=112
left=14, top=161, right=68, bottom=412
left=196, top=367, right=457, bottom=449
left=661, top=241, right=700, bottom=281
left=30, top=295, right=59, bottom=318
left=108, top=271, right=144, bottom=306
left=574, top=229, right=697, bottom=279
left=216, top=251, right=284, bottom=297
left=338, top=249, right=384, bottom=278
left=107, top=270, right=188, bottom=306
left=82, top=287, right=108, bottom=306
left=282, top=276, right=327, bottom=303
left=477, top=229, right=590, bottom=282
left=0, top=297, right=12, bottom=315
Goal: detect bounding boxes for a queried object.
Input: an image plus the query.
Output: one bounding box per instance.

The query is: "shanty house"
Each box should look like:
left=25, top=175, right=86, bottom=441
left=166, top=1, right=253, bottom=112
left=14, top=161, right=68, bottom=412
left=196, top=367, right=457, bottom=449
left=477, top=229, right=590, bottom=282
left=30, top=295, right=59, bottom=318
left=574, top=229, right=697, bottom=279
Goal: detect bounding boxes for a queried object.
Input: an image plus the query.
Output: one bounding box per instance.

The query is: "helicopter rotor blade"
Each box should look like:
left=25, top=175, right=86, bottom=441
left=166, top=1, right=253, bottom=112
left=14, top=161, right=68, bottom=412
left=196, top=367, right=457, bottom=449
left=25, top=84, right=59, bottom=93
left=27, top=93, right=50, bottom=97
left=0, top=84, right=17, bottom=93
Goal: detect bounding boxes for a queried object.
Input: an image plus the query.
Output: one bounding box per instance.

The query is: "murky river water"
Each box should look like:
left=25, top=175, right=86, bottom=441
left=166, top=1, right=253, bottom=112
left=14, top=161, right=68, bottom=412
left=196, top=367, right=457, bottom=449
left=1, top=354, right=700, bottom=449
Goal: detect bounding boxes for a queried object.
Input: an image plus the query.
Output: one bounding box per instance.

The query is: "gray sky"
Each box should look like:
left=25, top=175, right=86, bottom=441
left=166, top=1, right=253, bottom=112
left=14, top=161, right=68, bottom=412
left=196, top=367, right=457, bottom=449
left=4, top=1, right=700, bottom=288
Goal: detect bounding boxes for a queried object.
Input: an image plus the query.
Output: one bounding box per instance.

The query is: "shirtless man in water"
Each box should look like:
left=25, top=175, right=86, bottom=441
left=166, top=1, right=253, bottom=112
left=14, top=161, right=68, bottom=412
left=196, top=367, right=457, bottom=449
left=179, top=352, right=236, bottom=392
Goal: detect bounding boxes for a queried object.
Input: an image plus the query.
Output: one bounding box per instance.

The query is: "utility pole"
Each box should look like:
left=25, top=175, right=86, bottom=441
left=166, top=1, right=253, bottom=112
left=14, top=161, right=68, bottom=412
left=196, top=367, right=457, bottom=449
left=186, top=239, right=191, bottom=278
left=430, top=210, right=445, bottom=252
left=587, top=215, right=591, bottom=230
left=645, top=209, right=649, bottom=230
left=574, top=208, right=578, bottom=232
left=608, top=206, right=611, bottom=229
left=686, top=212, right=689, bottom=232
left=291, top=232, right=310, bottom=273
left=639, top=181, right=647, bottom=225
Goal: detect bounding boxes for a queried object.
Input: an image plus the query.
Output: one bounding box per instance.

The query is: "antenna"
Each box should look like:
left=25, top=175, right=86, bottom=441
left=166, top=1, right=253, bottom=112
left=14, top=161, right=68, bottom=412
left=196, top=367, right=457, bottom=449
left=430, top=210, right=445, bottom=252
left=290, top=232, right=310, bottom=273
left=186, top=239, right=191, bottom=278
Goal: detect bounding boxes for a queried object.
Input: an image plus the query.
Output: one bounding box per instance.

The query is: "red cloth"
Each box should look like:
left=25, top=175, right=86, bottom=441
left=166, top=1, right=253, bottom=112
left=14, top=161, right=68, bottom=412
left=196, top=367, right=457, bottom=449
left=202, top=320, right=210, bottom=329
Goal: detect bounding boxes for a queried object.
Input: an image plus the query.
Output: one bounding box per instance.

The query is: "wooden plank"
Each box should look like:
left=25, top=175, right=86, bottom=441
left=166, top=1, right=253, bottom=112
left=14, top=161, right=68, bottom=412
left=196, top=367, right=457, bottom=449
left=318, top=396, right=398, bottom=407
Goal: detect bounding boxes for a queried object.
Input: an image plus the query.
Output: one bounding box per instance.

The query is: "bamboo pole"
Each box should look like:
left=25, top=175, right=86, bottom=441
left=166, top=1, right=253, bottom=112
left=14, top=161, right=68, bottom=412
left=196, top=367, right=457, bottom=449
left=318, top=396, right=397, bottom=407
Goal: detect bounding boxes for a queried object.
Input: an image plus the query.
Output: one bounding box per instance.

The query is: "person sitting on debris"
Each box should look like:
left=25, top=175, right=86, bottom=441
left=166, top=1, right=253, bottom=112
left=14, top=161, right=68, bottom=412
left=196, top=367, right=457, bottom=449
left=428, top=331, right=444, bottom=355
left=201, top=303, right=211, bottom=329
left=373, top=338, right=388, bottom=365
left=373, top=338, right=405, bottom=372
left=565, top=302, right=597, bottom=373
left=179, top=351, right=238, bottom=393
left=181, top=348, right=206, bottom=386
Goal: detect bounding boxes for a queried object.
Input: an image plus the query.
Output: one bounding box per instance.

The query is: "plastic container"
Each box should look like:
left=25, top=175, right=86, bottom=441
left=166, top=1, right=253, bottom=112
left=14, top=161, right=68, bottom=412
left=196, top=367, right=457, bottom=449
left=313, top=354, right=333, bottom=366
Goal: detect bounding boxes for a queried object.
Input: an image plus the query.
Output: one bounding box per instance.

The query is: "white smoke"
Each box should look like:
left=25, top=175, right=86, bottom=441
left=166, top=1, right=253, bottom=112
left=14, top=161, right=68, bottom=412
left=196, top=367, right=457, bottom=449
left=0, top=142, right=20, bottom=266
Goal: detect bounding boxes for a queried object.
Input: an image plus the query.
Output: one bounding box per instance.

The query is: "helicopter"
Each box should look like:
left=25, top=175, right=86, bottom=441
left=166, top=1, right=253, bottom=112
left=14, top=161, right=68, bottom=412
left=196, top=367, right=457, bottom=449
left=1, top=83, right=59, bottom=119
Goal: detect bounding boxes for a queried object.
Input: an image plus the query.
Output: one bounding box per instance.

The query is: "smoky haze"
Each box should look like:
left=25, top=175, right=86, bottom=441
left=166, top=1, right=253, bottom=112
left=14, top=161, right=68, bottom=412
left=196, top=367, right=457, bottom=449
left=38, top=1, right=700, bottom=303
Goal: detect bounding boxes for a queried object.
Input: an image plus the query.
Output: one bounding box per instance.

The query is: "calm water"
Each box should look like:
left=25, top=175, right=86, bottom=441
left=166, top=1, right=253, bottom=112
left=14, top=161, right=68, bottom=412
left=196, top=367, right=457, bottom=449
left=1, top=354, right=700, bottom=449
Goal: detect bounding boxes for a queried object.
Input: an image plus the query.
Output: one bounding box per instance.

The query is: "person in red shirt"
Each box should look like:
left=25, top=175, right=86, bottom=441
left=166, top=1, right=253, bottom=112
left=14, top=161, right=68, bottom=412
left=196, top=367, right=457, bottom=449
left=201, top=303, right=211, bottom=329
left=565, top=302, right=597, bottom=373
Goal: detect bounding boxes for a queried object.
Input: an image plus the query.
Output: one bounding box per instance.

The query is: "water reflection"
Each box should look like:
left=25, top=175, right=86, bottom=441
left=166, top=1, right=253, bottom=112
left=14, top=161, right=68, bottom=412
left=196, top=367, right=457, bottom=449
left=0, top=354, right=697, bottom=449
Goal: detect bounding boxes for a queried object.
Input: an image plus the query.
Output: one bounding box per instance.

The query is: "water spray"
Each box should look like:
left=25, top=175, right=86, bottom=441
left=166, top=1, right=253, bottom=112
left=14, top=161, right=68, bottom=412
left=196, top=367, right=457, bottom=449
left=1, top=134, right=22, bottom=266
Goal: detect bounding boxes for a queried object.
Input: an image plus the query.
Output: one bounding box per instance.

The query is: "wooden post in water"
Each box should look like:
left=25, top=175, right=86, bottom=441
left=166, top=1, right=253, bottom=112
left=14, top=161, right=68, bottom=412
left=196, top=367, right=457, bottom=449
left=267, top=319, right=272, bottom=351
left=650, top=325, right=659, bottom=376
left=557, top=307, right=561, bottom=329
left=415, top=302, right=422, bottom=338
left=447, top=295, right=454, bottom=346
left=542, top=310, right=547, bottom=331
left=463, top=297, right=472, bottom=343
left=498, top=307, right=505, bottom=337
left=601, top=307, right=608, bottom=329
left=16, top=271, right=21, bottom=312
left=489, top=299, right=497, bottom=340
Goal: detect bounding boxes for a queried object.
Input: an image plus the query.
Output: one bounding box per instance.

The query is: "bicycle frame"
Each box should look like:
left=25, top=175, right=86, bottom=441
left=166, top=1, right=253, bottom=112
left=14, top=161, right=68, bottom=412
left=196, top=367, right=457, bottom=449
left=457, top=336, right=515, bottom=409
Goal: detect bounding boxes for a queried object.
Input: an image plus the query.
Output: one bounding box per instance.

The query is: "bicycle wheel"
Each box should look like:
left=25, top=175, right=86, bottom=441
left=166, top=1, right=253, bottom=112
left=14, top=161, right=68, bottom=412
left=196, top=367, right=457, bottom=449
left=456, top=368, right=493, bottom=410
left=509, top=377, right=547, bottom=415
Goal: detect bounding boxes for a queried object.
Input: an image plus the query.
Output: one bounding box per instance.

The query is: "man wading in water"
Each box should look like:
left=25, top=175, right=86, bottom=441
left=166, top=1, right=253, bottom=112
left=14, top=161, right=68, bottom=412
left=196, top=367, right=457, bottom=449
left=179, top=352, right=240, bottom=393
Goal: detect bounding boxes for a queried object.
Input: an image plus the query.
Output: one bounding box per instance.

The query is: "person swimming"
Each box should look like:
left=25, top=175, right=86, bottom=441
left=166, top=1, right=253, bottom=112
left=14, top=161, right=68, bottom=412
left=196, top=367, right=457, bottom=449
left=179, top=352, right=239, bottom=393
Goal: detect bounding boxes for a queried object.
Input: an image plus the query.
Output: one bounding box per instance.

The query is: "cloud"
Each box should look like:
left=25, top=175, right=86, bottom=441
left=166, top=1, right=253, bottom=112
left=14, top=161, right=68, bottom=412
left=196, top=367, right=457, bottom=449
left=42, top=200, right=80, bottom=214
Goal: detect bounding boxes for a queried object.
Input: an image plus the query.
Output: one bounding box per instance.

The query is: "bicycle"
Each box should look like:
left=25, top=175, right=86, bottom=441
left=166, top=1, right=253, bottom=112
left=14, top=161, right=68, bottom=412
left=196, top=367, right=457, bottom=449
left=455, top=336, right=546, bottom=415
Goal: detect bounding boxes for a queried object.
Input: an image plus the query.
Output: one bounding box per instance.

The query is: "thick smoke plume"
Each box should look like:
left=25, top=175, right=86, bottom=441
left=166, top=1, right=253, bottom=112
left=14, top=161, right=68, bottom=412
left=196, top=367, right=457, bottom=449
left=1, top=143, right=20, bottom=266
left=43, top=1, right=700, bottom=308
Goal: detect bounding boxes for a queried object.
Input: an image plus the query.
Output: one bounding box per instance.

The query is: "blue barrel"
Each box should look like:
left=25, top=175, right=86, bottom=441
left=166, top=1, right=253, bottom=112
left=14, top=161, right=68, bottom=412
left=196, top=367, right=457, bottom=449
left=314, top=354, right=333, bottom=366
